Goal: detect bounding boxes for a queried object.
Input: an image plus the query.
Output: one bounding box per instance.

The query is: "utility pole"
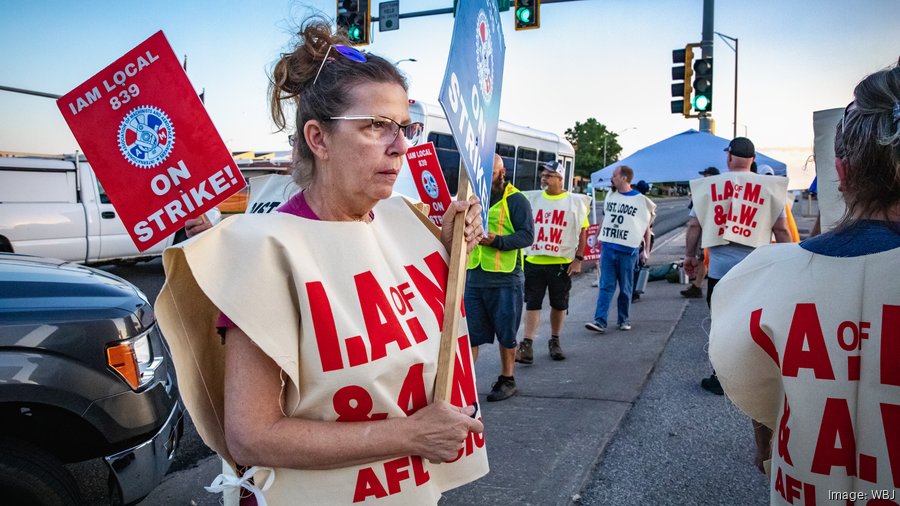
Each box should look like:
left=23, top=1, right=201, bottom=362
left=698, top=0, right=714, bottom=133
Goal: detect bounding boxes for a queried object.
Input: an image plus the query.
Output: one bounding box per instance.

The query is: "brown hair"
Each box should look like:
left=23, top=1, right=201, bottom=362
left=269, top=17, right=408, bottom=187
left=838, top=57, right=900, bottom=224
left=618, top=165, right=634, bottom=182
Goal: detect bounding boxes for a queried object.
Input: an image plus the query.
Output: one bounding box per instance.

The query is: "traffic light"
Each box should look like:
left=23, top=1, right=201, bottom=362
left=692, top=57, right=713, bottom=113
left=670, top=43, right=698, bottom=117
left=514, top=0, right=540, bottom=30
left=336, top=0, right=370, bottom=46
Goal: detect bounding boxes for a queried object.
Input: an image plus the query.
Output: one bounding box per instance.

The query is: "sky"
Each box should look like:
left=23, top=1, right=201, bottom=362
left=1, top=0, right=898, bottom=188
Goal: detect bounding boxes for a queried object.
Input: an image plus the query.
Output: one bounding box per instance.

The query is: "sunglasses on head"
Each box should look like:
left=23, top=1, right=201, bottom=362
left=313, top=44, right=367, bottom=88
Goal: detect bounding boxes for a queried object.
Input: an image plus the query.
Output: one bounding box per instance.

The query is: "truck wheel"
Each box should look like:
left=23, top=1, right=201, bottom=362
left=0, top=438, right=81, bottom=506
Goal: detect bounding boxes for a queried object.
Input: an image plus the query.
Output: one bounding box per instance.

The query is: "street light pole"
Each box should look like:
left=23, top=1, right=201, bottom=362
left=603, top=126, right=637, bottom=169
left=715, top=32, right=739, bottom=138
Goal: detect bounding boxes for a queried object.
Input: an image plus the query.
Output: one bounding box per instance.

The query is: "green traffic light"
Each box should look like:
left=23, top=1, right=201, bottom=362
left=516, top=6, right=532, bottom=23
left=693, top=94, right=710, bottom=111
left=348, top=25, right=361, bottom=41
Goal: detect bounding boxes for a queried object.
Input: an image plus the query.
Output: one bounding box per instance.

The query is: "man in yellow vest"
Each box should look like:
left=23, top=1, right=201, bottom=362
left=466, top=154, right=534, bottom=401
left=518, top=161, right=591, bottom=363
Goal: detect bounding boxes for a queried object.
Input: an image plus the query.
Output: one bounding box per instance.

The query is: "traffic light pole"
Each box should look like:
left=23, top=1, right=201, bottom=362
left=368, top=0, right=588, bottom=23
left=698, top=0, right=714, bottom=133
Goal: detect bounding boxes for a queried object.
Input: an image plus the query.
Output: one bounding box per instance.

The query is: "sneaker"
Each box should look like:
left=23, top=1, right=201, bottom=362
left=680, top=285, right=703, bottom=298
left=548, top=337, right=566, bottom=361
left=618, top=322, right=632, bottom=331
left=516, top=339, right=534, bottom=365
left=487, top=376, right=517, bottom=402
left=632, top=293, right=641, bottom=303
left=700, top=374, right=724, bottom=395
left=584, top=321, right=607, bottom=334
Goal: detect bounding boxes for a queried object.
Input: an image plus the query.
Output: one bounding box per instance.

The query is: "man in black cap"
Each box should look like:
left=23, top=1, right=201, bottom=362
left=683, top=137, right=791, bottom=394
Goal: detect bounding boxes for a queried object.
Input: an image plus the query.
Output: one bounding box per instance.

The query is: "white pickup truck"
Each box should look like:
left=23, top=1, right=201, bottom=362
left=0, top=154, right=194, bottom=264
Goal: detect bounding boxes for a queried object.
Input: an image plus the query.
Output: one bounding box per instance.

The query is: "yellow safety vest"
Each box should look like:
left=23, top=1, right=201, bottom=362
left=467, top=184, right=523, bottom=273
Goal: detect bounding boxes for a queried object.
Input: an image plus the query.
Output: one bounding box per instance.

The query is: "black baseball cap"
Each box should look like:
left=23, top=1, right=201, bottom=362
left=699, top=167, right=720, bottom=176
left=724, top=137, right=755, bottom=158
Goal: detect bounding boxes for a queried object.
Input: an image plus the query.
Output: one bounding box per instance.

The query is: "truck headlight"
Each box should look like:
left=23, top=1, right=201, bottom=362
left=107, top=330, right=162, bottom=390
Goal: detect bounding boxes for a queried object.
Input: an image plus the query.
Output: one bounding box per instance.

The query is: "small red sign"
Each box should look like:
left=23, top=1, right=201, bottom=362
left=57, top=31, right=245, bottom=251
left=406, top=142, right=452, bottom=227
left=584, top=223, right=601, bottom=261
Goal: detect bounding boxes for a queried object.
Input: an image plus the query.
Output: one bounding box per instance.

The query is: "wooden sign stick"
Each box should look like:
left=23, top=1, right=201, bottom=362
left=433, top=167, right=473, bottom=402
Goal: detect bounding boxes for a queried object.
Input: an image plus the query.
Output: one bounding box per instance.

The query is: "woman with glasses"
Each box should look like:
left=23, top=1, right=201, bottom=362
left=157, top=19, right=487, bottom=505
left=708, top=58, right=900, bottom=504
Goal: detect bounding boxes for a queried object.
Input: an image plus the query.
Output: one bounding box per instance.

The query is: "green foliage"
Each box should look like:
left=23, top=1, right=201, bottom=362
left=564, top=118, right=623, bottom=180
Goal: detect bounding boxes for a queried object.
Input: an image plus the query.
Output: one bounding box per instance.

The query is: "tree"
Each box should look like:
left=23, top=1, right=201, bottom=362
left=564, top=118, right=623, bottom=180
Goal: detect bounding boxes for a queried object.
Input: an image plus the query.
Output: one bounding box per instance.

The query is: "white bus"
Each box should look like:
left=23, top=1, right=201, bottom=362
left=394, top=100, right=576, bottom=197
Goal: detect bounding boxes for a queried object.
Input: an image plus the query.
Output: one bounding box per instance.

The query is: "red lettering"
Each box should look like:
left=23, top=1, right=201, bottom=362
left=411, top=455, right=430, bottom=486
left=333, top=385, right=387, bottom=422
left=782, top=304, right=835, bottom=379
left=306, top=281, right=344, bottom=372
left=723, top=180, right=734, bottom=200
left=551, top=210, right=566, bottom=226
left=405, top=316, right=429, bottom=344
left=383, top=457, right=411, bottom=495
left=837, top=321, right=860, bottom=351
left=785, top=473, right=803, bottom=504
left=397, top=363, right=427, bottom=416
left=404, top=251, right=448, bottom=328
left=743, top=182, right=762, bottom=204
left=750, top=308, right=780, bottom=365
left=710, top=182, right=721, bottom=202
left=450, top=335, right=477, bottom=408
left=882, top=403, right=900, bottom=487
left=882, top=305, right=900, bottom=387
left=536, top=227, right=547, bottom=243
left=549, top=227, right=563, bottom=244
left=534, top=211, right=544, bottom=224
left=778, top=395, right=794, bottom=465
left=811, top=397, right=857, bottom=477
left=353, top=467, right=387, bottom=502
left=775, top=466, right=786, bottom=500
left=738, top=203, right=759, bottom=227
left=355, top=271, right=411, bottom=361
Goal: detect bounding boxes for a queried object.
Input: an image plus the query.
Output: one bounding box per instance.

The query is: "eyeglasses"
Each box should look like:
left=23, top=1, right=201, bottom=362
left=313, top=44, right=367, bottom=88
left=288, top=134, right=296, bottom=147
left=327, top=115, right=424, bottom=144
left=841, top=100, right=856, bottom=137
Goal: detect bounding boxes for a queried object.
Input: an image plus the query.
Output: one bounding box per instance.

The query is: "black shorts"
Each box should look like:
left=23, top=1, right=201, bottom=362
left=524, top=262, right=572, bottom=311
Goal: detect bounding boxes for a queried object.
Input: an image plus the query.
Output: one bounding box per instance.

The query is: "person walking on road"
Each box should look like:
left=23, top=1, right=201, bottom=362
left=518, top=161, right=590, bottom=363
left=681, top=167, right=719, bottom=299
left=466, top=154, right=534, bottom=402
left=684, top=137, right=792, bottom=395
left=585, top=166, right=656, bottom=333
left=709, top=59, right=900, bottom=503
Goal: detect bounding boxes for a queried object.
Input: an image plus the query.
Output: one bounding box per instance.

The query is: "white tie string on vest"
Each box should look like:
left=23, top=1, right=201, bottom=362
left=205, top=466, right=276, bottom=506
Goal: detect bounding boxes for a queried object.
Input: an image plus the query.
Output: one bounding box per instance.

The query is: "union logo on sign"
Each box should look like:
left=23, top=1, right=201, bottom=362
left=475, top=10, right=494, bottom=105
left=421, top=170, right=440, bottom=199
left=117, top=105, right=175, bottom=168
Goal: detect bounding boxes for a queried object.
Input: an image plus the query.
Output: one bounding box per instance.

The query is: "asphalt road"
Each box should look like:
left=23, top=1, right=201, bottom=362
left=72, top=195, right=690, bottom=504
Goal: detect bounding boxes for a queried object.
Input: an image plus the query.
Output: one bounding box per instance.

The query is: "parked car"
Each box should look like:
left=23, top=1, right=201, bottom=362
left=0, top=252, right=183, bottom=505
left=0, top=154, right=215, bottom=264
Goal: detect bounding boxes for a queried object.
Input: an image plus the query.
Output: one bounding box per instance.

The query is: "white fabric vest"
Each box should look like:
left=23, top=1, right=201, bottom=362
left=156, top=197, right=488, bottom=505
left=246, top=174, right=300, bottom=214
left=522, top=191, right=591, bottom=260
left=690, top=172, right=788, bottom=248
left=709, top=243, right=900, bottom=505
left=599, top=192, right=657, bottom=249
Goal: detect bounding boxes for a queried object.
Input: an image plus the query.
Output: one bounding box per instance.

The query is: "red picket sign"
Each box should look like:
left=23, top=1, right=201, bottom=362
left=57, top=31, right=245, bottom=251
left=405, top=142, right=452, bottom=227
left=584, top=223, right=601, bottom=261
